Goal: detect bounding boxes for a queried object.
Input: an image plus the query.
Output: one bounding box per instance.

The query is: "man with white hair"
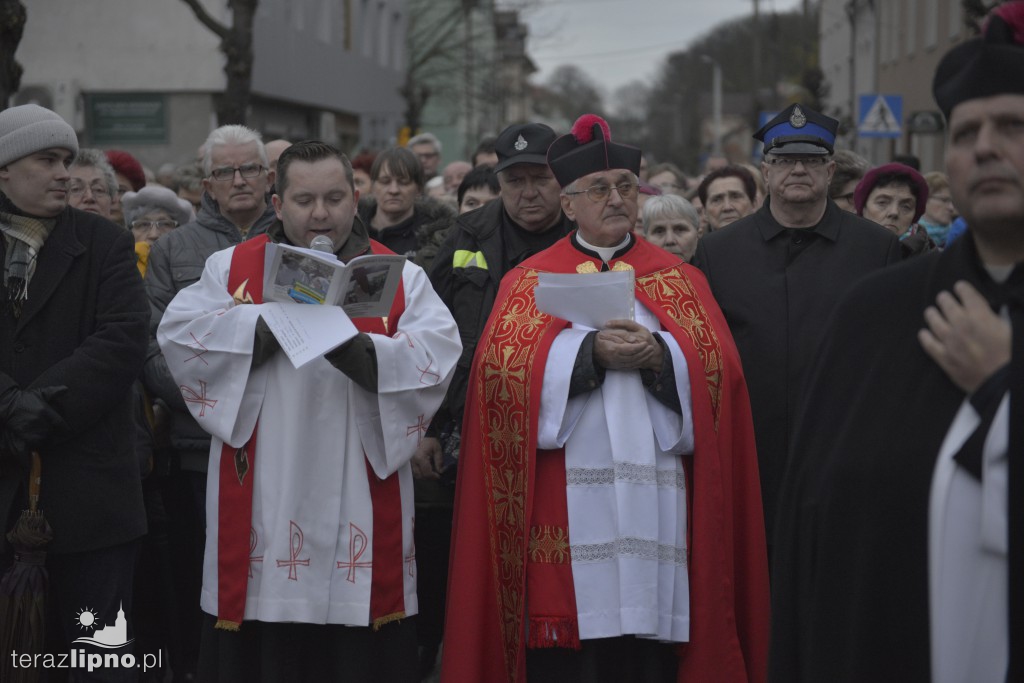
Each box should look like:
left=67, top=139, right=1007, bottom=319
left=142, top=124, right=278, bottom=680
left=443, top=114, right=768, bottom=683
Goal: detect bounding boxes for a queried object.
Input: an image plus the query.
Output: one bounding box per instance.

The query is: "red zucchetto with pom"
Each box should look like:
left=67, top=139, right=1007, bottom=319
left=933, top=0, right=1024, bottom=118
left=546, top=113, right=641, bottom=188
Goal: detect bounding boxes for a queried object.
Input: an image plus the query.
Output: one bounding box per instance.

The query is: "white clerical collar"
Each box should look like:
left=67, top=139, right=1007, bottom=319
left=576, top=232, right=631, bottom=264
left=984, top=263, right=1015, bottom=284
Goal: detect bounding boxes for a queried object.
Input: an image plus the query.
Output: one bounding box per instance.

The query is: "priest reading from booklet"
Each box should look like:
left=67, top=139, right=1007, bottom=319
left=442, top=115, right=770, bottom=683
left=157, top=141, right=460, bottom=682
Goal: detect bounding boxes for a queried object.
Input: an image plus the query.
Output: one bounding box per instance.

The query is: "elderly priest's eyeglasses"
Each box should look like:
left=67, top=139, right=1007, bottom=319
left=564, top=181, right=639, bottom=203
left=209, top=163, right=266, bottom=182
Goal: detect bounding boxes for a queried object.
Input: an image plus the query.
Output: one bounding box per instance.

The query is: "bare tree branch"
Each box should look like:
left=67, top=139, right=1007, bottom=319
left=180, top=0, right=229, bottom=40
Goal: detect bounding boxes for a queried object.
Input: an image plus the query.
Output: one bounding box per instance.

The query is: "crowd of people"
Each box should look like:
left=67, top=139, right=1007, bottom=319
left=0, top=4, right=1021, bottom=682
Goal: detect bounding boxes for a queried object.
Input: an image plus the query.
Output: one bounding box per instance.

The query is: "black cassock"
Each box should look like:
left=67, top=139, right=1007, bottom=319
left=692, top=199, right=901, bottom=541
left=769, top=233, right=1024, bottom=682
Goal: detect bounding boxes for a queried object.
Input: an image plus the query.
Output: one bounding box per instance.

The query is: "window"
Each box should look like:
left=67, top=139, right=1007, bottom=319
left=906, top=0, right=917, bottom=56
left=318, top=0, right=333, bottom=44
left=377, top=2, right=389, bottom=66
left=924, top=0, right=938, bottom=47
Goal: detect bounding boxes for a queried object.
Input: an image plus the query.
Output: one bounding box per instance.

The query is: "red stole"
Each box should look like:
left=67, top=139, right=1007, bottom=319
left=216, top=235, right=409, bottom=630
left=442, top=235, right=769, bottom=682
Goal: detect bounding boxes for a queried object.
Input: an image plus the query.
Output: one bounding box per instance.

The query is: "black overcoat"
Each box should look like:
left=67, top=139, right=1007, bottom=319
left=692, top=199, right=901, bottom=539
left=0, top=206, right=148, bottom=554
left=769, top=233, right=1023, bottom=681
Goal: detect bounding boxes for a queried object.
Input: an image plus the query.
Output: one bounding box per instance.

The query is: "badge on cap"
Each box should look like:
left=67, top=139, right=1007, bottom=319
left=790, top=106, right=807, bottom=129
left=514, top=134, right=528, bottom=151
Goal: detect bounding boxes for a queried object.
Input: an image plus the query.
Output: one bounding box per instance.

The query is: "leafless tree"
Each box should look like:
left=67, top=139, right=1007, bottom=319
left=180, top=0, right=258, bottom=125
left=0, top=0, right=26, bottom=110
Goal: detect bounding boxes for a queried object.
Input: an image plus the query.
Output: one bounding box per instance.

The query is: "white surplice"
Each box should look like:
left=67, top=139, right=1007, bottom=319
left=537, top=301, right=694, bottom=643
left=157, top=246, right=460, bottom=626
left=929, top=394, right=1009, bottom=683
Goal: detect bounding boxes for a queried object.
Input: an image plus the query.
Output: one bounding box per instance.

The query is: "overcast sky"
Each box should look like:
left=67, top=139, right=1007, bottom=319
left=518, top=0, right=805, bottom=97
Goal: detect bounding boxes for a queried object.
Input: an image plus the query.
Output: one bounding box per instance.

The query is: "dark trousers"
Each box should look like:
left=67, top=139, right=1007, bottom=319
left=44, top=539, right=141, bottom=683
left=198, top=613, right=418, bottom=683
left=525, top=636, right=679, bottom=683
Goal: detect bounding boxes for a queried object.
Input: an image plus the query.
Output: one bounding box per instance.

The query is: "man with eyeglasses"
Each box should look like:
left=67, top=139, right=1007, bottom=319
left=411, top=122, right=572, bottom=676
left=407, top=132, right=443, bottom=180
left=691, top=103, right=901, bottom=552
left=142, top=124, right=278, bottom=681
left=443, top=114, right=768, bottom=683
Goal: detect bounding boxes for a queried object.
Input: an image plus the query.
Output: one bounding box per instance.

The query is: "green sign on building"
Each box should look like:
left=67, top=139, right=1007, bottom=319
left=87, top=93, right=167, bottom=144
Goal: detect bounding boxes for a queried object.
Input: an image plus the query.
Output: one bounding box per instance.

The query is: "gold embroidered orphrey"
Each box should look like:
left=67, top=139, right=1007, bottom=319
left=529, top=525, right=571, bottom=565
left=477, top=262, right=725, bottom=681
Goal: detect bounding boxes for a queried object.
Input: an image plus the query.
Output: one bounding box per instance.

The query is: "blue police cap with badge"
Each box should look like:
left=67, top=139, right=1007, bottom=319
left=754, top=104, right=839, bottom=156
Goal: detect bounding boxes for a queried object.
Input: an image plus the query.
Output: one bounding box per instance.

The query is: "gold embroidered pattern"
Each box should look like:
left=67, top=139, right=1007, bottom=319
left=637, top=266, right=724, bottom=429
left=528, top=525, right=571, bottom=564
left=476, top=268, right=552, bottom=681
left=232, top=279, right=254, bottom=304
left=574, top=260, right=635, bottom=273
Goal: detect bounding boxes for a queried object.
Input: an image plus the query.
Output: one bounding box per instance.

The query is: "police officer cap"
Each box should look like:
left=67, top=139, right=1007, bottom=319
left=754, top=104, right=838, bottom=156
left=493, top=123, right=557, bottom=173
left=933, top=3, right=1024, bottom=120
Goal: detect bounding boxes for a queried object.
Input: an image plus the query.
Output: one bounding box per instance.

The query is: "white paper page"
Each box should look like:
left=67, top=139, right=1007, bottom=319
left=260, top=302, right=359, bottom=369
left=535, top=270, right=634, bottom=329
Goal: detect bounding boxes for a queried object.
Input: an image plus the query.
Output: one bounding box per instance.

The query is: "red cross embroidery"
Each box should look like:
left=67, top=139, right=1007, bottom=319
left=185, top=331, right=212, bottom=365
left=337, top=523, right=372, bottom=583
left=248, top=527, right=263, bottom=578
left=406, top=414, right=429, bottom=443
left=416, top=360, right=440, bottom=386
left=275, top=520, right=310, bottom=581
left=393, top=331, right=415, bottom=348
left=180, top=380, right=217, bottom=417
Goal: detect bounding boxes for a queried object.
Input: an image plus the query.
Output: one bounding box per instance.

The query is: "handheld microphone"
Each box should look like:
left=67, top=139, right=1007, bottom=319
left=309, top=235, right=334, bottom=254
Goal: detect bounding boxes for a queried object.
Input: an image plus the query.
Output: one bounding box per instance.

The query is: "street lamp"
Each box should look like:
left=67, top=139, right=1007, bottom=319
left=700, top=55, right=723, bottom=159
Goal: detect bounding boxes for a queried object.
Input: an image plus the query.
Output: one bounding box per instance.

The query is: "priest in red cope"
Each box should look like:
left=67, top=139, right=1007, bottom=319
left=442, top=115, right=769, bottom=683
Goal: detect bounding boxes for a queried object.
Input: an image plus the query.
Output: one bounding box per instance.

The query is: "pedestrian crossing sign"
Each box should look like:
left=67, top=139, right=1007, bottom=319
left=858, top=94, right=902, bottom=138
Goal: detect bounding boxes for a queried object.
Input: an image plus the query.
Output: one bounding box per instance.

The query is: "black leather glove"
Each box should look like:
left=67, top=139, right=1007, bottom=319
left=0, top=386, right=69, bottom=462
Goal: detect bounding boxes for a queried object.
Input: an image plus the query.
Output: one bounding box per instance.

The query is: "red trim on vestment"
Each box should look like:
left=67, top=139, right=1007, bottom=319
left=216, top=236, right=410, bottom=630
left=441, top=235, right=769, bottom=683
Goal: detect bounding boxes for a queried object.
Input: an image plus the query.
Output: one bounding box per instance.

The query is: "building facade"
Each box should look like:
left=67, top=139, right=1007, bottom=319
left=14, top=0, right=406, bottom=169
left=820, top=0, right=968, bottom=171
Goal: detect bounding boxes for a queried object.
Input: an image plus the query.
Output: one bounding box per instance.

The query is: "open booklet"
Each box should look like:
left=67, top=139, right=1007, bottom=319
left=263, top=242, right=405, bottom=317
left=534, top=270, right=635, bottom=329
left=256, top=242, right=406, bottom=370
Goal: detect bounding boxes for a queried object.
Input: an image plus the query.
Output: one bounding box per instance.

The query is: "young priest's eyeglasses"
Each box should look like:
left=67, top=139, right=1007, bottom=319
left=564, top=181, right=639, bottom=203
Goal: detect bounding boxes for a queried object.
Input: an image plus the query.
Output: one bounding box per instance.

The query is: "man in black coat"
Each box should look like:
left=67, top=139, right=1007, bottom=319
left=0, top=104, right=149, bottom=679
left=770, top=7, right=1024, bottom=681
left=691, top=105, right=901, bottom=545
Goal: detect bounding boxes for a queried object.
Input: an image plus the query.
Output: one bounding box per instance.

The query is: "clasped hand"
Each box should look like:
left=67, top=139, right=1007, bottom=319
left=593, top=319, right=663, bottom=373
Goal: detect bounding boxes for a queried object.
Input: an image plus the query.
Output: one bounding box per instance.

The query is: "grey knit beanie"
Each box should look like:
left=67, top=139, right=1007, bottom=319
left=0, top=104, right=79, bottom=168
